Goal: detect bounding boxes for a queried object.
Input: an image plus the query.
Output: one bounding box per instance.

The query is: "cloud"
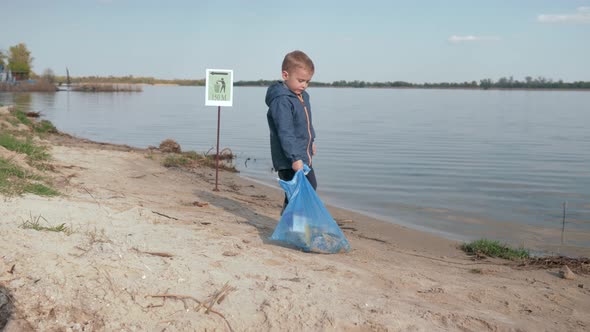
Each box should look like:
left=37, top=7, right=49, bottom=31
left=448, top=35, right=501, bottom=43
left=537, top=6, right=590, bottom=23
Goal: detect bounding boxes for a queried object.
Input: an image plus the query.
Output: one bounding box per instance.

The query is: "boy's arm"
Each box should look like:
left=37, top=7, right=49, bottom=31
left=311, top=124, right=316, bottom=155
left=305, top=91, right=316, bottom=142
left=270, top=97, right=305, bottom=167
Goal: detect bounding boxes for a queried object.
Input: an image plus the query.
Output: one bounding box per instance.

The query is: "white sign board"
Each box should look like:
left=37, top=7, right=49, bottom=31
left=205, top=69, right=233, bottom=107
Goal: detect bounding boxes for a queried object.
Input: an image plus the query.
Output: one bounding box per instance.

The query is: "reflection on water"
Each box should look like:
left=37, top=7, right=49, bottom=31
left=13, top=93, right=32, bottom=106
left=1, top=87, right=589, bottom=256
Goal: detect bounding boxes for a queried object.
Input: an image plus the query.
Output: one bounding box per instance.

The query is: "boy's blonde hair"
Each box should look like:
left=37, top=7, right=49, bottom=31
left=282, top=50, right=315, bottom=74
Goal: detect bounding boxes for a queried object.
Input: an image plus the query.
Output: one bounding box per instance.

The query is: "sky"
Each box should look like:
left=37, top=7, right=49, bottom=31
left=1, top=0, right=589, bottom=83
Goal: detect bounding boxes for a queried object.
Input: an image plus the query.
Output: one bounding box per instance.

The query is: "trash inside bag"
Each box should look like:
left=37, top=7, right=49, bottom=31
left=270, top=166, right=351, bottom=254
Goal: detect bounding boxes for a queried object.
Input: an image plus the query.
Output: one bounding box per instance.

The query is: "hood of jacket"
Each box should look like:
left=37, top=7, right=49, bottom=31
left=265, top=81, right=296, bottom=106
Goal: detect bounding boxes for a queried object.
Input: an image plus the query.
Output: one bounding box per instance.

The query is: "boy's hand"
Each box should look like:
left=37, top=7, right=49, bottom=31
left=292, top=160, right=303, bottom=171
left=312, top=142, right=316, bottom=156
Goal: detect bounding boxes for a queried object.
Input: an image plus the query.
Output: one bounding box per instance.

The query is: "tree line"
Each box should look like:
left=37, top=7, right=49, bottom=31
left=235, top=78, right=590, bottom=89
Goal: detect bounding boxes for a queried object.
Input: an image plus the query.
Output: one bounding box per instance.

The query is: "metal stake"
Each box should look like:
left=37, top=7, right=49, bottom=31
left=214, top=106, right=221, bottom=191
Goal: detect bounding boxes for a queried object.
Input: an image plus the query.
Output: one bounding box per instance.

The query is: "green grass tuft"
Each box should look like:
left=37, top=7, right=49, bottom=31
left=182, top=151, right=200, bottom=160
left=34, top=120, right=58, bottom=134
left=24, top=183, right=60, bottom=196
left=0, top=133, right=49, bottom=161
left=0, top=112, right=59, bottom=197
left=162, top=154, right=190, bottom=167
left=0, top=157, right=58, bottom=196
left=14, top=109, right=33, bottom=127
left=0, top=157, right=28, bottom=179
left=200, top=154, right=238, bottom=172
left=461, top=239, right=529, bottom=260
left=20, top=214, right=72, bottom=234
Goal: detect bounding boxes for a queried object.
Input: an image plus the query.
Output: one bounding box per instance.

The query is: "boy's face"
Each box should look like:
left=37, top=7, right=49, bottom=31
left=282, top=67, right=313, bottom=95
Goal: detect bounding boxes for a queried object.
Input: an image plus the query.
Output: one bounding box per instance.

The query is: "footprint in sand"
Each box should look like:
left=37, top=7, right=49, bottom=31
left=263, top=259, right=283, bottom=266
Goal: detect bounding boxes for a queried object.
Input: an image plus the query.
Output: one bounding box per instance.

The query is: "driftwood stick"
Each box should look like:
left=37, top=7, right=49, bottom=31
left=151, top=211, right=179, bottom=220
left=143, top=251, right=174, bottom=258
left=131, top=248, right=174, bottom=257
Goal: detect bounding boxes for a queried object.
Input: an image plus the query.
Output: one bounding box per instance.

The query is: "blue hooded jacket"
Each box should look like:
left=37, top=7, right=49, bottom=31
left=266, top=81, right=316, bottom=171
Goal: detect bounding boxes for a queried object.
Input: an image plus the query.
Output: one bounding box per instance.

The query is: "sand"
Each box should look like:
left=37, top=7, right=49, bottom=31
left=1, top=117, right=589, bottom=331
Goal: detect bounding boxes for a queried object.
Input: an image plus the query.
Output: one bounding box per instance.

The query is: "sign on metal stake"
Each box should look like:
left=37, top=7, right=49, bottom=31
left=205, top=69, right=233, bottom=191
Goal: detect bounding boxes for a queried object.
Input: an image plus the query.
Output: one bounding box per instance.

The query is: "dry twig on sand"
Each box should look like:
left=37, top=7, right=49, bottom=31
left=82, top=187, right=101, bottom=208
left=93, top=267, right=119, bottom=297
left=518, top=256, right=590, bottom=274
left=151, top=211, right=179, bottom=220
left=202, top=282, right=236, bottom=314
left=146, top=282, right=236, bottom=332
left=147, top=293, right=201, bottom=310
left=131, top=248, right=174, bottom=258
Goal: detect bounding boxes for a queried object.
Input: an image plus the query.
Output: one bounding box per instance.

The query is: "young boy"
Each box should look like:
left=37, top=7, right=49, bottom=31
left=266, top=50, right=317, bottom=212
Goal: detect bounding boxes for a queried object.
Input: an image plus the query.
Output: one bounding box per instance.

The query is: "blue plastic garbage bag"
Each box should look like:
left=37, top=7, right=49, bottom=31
left=270, top=166, right=351, bottom=254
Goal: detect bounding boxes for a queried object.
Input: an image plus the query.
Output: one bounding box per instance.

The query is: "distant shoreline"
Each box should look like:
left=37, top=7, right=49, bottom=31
left=47, top=75, right=589, bottom=91
left=0, top=80, right=590, bottom=92
left=234, top=85, right=590, bottom=92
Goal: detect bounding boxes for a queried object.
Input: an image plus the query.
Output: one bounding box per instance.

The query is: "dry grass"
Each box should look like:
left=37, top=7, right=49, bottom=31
left=159, top=139, right=181, bottom=153
left=72, top=83, right=142, bottom=92
left=0, top=81, right=57, bottom=92
left=86, top=228, right=111, bottom=244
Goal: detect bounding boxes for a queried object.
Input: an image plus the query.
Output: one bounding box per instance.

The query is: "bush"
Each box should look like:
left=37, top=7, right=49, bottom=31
left=159, top=139, right=181, bottom=153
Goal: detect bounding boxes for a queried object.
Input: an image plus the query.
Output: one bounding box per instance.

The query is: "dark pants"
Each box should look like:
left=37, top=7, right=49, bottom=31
left=278, top=168, right=317, bottom=214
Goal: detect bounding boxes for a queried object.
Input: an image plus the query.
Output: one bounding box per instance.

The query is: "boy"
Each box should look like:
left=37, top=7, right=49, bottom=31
left=266, top=50, right=317, bottom=213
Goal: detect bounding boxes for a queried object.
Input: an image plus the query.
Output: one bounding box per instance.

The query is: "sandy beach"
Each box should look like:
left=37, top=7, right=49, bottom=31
left=1, top=105, right=589, bottom=331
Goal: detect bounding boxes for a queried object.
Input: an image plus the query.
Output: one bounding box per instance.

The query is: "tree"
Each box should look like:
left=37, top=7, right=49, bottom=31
left=0, top=50, right=6, bottom=68
left=8, top=43, right=34, bottom=80
left=480, top=78, right=493, bottom=90
left=42, top=68, right=56, bottom=84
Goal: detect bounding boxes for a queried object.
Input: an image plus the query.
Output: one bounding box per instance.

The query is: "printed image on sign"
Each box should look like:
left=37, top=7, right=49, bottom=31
left=205, top=69, right=233, bottom=107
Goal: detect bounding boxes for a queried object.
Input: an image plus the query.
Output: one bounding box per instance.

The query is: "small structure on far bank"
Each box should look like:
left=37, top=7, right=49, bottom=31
left=0, top=65, right=15, bottom=84
left=0, top=64, right=57, bottom=92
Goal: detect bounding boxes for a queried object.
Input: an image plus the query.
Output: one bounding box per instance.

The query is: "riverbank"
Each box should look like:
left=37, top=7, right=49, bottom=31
left=1, top=105, right=589, bottom=331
